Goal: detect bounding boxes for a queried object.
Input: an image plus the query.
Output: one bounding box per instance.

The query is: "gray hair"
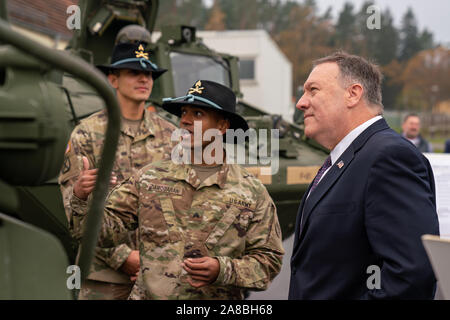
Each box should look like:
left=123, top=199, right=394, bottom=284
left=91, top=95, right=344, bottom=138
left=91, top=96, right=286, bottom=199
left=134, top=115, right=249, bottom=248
left=313, top=51, right=383, bottom=112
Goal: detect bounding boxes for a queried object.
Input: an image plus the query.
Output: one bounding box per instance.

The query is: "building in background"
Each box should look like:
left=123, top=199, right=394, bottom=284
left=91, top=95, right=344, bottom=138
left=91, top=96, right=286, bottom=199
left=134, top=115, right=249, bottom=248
left=6, top=0, right=75, bottom=49
left=197, top=30, right=294, bottom=122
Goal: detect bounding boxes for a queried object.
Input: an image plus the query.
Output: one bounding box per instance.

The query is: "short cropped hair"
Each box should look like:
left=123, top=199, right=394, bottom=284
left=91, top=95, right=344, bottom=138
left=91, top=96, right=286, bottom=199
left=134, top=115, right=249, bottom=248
left=313, top=51, right=383, bottom=110
left=403, top=113, right=420, bottom=123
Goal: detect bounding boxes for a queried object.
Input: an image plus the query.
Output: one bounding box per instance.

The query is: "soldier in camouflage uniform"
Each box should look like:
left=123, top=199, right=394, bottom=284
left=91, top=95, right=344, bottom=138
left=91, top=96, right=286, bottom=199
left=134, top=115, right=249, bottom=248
left=74, top=80, right=284, bottom=299
left=58, top=41, right=176, bottom=299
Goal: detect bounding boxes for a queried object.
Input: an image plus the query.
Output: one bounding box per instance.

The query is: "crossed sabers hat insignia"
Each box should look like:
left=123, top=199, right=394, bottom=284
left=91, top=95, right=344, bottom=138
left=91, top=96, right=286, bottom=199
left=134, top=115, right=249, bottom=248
left=188, top=80, right=205, bottom=94
left=135, top=44, right=149, bottom=59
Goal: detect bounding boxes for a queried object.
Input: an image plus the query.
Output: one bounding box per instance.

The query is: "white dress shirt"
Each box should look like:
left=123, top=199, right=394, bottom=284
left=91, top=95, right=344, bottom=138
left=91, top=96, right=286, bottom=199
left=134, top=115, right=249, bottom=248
left=306, top=115, right=383, bottom=199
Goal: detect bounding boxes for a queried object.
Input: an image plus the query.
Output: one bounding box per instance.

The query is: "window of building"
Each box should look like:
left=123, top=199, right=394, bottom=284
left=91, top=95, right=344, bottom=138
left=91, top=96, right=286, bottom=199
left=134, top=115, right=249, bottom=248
left=239, top=58, right=255, bottom=80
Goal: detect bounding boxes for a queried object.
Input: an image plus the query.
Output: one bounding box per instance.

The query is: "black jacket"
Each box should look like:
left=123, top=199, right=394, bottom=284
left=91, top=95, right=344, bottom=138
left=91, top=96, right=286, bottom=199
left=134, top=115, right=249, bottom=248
left=289, top=119, right=439, bottom=299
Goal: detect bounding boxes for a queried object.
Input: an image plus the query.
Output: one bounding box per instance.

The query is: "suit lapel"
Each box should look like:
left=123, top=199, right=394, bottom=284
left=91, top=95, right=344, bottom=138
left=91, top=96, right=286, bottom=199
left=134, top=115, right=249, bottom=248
left=299, top=147, right=355, bottom=237
left=292, top=185, right=311, bottom=252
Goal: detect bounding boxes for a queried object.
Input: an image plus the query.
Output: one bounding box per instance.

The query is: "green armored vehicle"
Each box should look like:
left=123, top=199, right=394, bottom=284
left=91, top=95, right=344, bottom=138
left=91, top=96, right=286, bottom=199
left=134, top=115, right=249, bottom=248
left=0, top=0, right=327, bottom=299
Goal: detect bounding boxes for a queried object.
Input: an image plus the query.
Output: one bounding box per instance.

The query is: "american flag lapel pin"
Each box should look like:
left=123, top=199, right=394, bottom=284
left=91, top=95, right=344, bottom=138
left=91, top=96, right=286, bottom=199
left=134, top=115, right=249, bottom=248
left=337, top=160, right=344, bottom=169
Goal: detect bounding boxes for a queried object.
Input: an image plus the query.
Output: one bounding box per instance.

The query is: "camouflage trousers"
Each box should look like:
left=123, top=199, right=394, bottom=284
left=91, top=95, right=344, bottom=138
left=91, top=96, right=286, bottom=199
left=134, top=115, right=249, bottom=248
left=77, top=280, right=134, bottom=300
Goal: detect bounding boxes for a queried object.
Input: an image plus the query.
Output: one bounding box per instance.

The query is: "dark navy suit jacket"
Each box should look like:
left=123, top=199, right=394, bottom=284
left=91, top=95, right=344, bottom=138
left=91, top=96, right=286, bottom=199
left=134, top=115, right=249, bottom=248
left=288, top=118, right=439, bottom=299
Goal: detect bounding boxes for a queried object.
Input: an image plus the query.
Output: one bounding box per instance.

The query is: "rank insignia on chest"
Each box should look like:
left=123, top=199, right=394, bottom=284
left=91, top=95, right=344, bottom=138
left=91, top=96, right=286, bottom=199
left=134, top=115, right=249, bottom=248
left=148, top=183, right=182, bottom=195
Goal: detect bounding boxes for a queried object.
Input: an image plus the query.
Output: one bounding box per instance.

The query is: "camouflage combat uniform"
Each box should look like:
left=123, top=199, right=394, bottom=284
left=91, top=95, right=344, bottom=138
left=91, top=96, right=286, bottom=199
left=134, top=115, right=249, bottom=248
left=74, top=160, right=284, bottom=299
left=58, top=108, right=176, bottom=299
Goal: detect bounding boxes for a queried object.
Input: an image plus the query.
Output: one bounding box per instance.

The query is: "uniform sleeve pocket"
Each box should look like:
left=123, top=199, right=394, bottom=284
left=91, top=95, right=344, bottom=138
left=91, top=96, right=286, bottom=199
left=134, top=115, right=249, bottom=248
left=205, top=206, right=241, bottom=250
left=139, top=207, right=171, bottom=246
left=139, top=197, right=181, bottom=245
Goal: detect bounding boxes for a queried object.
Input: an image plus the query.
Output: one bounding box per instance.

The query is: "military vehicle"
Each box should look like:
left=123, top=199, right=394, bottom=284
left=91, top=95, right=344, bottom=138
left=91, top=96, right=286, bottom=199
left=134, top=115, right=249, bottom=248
left=0, top=0, right=327, bottom=299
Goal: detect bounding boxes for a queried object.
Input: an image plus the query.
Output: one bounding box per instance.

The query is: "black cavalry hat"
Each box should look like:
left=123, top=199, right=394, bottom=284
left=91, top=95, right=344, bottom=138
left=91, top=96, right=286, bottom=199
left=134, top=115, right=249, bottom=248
left=162, top=80, right=249, bottom=132
left=97, top=42, right=167, bottom=80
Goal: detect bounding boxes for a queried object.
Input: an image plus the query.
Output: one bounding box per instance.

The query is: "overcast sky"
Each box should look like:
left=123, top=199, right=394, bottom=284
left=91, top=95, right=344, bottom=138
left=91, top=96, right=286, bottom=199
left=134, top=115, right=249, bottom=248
left=204, top=0, right=449, bottom=45
left=314, top=0, right=450, bottom=45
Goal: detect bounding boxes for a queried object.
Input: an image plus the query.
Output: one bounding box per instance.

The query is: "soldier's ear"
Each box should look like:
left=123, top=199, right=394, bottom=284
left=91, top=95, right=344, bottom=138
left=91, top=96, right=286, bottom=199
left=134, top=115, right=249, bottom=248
left=218, top=118, right=230, bottom=135
left=107, top=73, right=119, bottom=89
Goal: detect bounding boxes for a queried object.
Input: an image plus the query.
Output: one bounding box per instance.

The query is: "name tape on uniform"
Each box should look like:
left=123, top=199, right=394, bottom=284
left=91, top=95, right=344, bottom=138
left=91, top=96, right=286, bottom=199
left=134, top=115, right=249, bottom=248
left=224, top=196, right=256, bottom=211
left=148, top=183, right=182, bottom=195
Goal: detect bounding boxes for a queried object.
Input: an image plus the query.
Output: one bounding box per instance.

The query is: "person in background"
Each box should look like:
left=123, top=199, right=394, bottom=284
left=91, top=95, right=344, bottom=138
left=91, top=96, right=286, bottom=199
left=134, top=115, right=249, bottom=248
left=444, top=139, right=450, bottom=153
left=402, top=113, right=433, bottom=153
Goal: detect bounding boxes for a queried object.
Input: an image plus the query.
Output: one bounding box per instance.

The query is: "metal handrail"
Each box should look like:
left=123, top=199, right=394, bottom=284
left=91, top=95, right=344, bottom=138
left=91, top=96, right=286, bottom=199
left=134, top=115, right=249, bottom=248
left=0, top=19, right=121, bottom=284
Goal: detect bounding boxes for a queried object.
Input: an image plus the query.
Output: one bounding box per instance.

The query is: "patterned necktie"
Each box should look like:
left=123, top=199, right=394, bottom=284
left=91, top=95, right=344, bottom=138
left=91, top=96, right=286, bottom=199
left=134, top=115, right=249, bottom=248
left=309, top=156, right=332, bottom=194
left=299, top=156, right=332, bottom=238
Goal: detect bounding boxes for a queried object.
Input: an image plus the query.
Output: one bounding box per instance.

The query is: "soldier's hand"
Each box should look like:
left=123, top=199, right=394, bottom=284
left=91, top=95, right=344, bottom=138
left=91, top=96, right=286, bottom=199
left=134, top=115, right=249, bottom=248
left=182, top=257, right=220, bottom=288
left=120, top=250, right=140, bottom=276
left=110, top=172, right=118, bottom=187
left=73, top=156, right=98, bottom=200
left=130, top=271, right=139, bottom=282
left=73, top=156, right=117, bottom=200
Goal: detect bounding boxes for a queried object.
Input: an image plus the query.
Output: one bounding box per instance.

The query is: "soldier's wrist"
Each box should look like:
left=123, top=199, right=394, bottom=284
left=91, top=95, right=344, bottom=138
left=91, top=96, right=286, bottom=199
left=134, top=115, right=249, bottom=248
left=70, top=191, right=89, bottom=215
left=73, top=185, right=88, bottom=201
left=211, top=256, right=234, bottom=286
left=111, top=245, right=133, bottom=270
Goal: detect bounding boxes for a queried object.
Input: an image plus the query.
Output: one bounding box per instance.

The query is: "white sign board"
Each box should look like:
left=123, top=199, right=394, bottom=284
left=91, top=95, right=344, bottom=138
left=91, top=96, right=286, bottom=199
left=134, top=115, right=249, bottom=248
left=424, top=153, right=450, bottom=237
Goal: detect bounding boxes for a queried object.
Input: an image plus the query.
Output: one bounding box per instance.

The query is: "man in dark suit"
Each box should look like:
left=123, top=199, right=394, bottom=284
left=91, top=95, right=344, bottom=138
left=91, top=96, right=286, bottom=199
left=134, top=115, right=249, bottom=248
left=401, top=113, right=433, bottom=153
left=444, top=139, right=450, bottom=153
left=288, top=52, right=439, bottom=300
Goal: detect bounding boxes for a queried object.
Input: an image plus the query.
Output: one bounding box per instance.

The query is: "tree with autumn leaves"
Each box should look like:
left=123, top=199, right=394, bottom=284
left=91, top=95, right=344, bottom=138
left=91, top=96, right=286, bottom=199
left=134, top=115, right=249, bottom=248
left=400, top=47, right=450, bottom=112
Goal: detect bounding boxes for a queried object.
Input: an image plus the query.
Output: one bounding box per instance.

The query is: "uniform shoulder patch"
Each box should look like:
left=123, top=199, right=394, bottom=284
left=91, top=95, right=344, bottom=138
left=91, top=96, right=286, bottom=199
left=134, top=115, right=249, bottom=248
left=65, top=141, right=71, bottom=154
left=61, top=157, right=71, bottom=174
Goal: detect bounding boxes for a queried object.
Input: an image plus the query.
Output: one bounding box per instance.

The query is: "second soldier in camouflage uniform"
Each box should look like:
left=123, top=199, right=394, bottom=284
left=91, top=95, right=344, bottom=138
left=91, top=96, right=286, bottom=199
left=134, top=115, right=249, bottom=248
left=75, top=80, right=284, bottom=299
left=58, top=40, right=176, bottom=299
